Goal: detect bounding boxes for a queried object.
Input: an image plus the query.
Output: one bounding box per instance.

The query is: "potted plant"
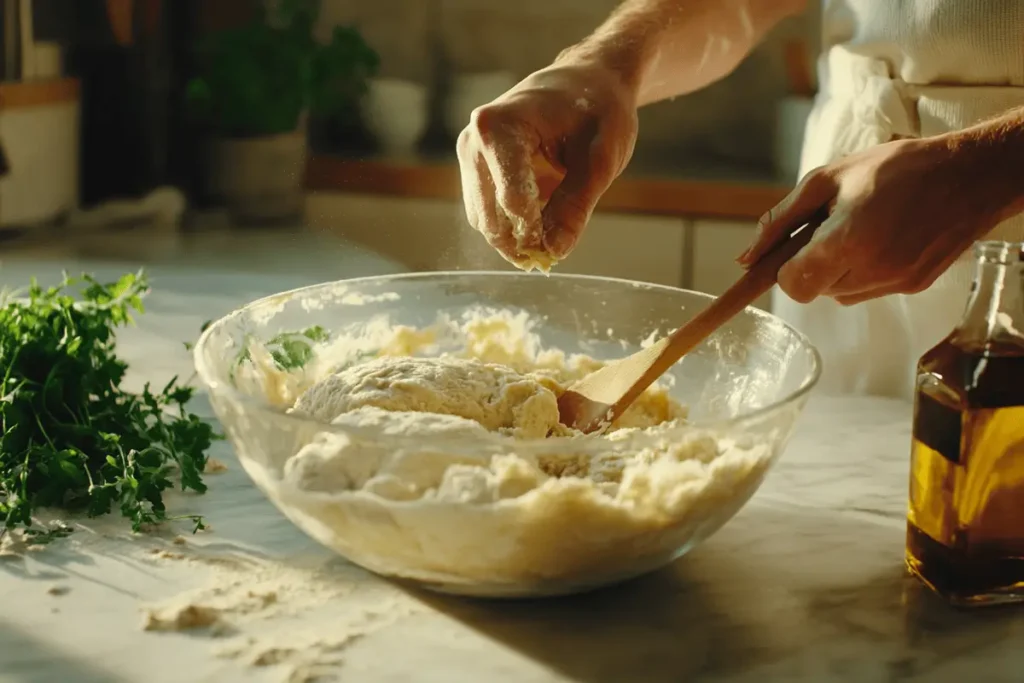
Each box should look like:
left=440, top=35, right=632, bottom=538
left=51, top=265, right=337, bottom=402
left=186, top=0, right=378, bottom=223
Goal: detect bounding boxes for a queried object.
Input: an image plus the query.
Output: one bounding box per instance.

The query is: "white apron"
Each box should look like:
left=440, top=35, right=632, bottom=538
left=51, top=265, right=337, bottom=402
left=773, top=0, right=1024, bottom=400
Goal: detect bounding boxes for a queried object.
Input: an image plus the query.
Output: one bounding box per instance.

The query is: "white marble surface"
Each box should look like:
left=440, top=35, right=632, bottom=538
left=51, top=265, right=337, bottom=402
left=1, top=233, right=1023, bottom=683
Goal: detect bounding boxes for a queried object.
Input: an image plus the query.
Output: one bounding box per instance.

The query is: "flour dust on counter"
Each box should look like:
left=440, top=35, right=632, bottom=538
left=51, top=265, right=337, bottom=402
left=0, top=495, right=428, bottom=683
left=139, top=537, right=427, bottom=682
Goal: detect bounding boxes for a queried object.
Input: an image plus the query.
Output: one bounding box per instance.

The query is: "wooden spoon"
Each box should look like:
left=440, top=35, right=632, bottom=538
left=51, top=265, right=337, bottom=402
left=557, top=221, right=821, bottom=433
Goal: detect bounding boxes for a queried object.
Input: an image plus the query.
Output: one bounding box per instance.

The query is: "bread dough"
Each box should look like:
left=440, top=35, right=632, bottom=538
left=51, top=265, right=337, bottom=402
left=243, top=310, right=776, bottom=595
left=291, top=356, right=563, bottom=439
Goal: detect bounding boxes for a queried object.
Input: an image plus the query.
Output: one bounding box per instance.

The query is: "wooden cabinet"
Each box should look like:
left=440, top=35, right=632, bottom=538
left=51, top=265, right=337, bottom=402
left=560, top=212, right=687, bottom=288
left=307, top=192, right=689, bottom=288
left=453, top=209, right=688, bottom=288
left=306, top=192, right=464, bottom=272
left=304, top=193, right=778, bottom=313
left=690, top=219, right=772, bottom=310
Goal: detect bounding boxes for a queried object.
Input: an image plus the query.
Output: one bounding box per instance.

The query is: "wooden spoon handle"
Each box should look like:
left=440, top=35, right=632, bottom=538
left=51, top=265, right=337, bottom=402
left=556, top=220, right=822, bottom=433
left=659, top=221, right=820, bottom=368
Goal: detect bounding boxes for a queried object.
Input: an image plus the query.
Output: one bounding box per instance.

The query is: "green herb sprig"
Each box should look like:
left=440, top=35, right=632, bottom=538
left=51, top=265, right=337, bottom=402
left=0, top=271, right=219, bottom=537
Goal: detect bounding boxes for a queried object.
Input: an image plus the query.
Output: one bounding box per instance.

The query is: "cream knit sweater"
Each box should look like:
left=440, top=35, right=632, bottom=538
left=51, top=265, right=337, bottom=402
left=821, top=0, right=1024, bottom=88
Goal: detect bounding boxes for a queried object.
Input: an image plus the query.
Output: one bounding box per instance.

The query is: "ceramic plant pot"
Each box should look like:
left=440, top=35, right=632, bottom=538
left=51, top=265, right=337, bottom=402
left=206, top=126, right=308, bottom=225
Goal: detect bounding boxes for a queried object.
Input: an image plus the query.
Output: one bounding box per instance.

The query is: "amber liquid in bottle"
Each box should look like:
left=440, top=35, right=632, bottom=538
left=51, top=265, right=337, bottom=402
left=906, top=337, right=1024, bottom=606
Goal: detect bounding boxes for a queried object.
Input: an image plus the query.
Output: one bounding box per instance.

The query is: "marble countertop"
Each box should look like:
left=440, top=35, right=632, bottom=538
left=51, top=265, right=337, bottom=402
left=1, top=231, right=1022, bottom=683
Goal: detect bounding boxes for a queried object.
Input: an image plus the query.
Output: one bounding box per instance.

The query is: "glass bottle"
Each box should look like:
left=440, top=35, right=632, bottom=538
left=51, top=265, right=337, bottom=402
left=906, top=241, right=1024, bottom=606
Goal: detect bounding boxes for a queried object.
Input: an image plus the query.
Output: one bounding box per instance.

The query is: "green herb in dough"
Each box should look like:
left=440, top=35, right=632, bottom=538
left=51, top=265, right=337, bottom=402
left=232, top=325, right=330, bottom=375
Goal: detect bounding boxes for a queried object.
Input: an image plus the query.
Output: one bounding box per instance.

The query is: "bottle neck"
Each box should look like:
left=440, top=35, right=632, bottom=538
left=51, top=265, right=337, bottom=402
left=956, top=242, right=1024, bottom=351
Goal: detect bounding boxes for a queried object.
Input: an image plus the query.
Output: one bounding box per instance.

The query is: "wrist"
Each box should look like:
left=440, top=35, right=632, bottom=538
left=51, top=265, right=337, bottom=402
left=555, top=2, right=677, bottom=110
left=554, top=39, right=648, bottom=108
left=939, top=119, right=1024, bottom=220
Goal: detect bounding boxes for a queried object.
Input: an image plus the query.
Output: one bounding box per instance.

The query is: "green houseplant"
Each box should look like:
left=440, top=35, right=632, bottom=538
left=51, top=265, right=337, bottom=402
left=186, top=0, right=378, bottom=223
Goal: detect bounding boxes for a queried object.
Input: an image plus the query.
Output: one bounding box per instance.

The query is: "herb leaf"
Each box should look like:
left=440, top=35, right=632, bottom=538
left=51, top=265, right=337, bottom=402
left=0, top=271, right=220, bottom=534
left=233, top=325, right=330, bottom=373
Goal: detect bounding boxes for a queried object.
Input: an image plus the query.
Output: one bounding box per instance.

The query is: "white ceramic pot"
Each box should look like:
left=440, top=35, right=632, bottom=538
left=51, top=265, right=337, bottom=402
left=0, top=78, right=80, bottom=231
left=206, top=128, right=308, bottom=224
left=364, top=78, right=429, bottom=155
left=444, top=71, right=516, bottom=137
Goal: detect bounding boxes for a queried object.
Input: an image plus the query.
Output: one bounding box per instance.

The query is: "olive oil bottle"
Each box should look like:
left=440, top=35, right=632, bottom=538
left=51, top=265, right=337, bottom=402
left=906, top=241, right=1024, bottom=606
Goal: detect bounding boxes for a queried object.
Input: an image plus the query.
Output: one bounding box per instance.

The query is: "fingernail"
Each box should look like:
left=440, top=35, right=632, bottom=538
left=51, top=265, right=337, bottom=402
left=736, top=247, right=754, bottom=265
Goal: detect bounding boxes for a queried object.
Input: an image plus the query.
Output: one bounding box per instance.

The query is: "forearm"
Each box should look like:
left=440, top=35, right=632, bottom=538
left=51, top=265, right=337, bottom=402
left=558, top=0, right=807, bottom=106
left=940, top=106, right=1024, bottom=220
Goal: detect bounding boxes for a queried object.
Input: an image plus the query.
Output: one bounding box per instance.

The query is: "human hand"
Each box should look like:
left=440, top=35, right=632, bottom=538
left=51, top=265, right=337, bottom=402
left=738, top=137, right=1016, bottom=305
left=456, top=59, right=638, bottom=270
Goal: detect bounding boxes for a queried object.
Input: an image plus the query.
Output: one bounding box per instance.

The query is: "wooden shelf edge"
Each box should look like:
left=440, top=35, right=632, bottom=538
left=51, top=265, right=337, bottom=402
left=0, top=78, right=80, bottom=109
left=305, top=156, right=791, bottom=221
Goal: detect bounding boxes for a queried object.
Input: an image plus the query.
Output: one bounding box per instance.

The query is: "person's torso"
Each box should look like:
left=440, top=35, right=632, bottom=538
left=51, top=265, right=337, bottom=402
left=821, top=0, right=1024, bottom=87
left=784, top=1, right=1024, bottom=401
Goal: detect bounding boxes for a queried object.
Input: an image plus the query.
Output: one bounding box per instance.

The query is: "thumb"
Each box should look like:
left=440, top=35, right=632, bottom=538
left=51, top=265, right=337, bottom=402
left=541, top=131, right=622, bottom=260
left=738, top=167, right=836, bottom=266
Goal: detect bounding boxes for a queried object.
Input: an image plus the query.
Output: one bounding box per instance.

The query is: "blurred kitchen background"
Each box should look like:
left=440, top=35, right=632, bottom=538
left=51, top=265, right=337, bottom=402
left=0, top=0, right=820, bottom=308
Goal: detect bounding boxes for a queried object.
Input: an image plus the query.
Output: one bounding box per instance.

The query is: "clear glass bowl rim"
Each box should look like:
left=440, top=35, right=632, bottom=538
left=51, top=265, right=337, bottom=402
left=192, top=270, right=822, bottom=436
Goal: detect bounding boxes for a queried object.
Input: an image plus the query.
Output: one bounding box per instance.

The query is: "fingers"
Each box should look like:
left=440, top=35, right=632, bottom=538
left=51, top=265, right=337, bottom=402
left=826, top=269, right=903, bottom=305
left=477, top=112, right=546, bottom=255
left=738, top=167, right=836, bottom=266
left=460, top=104, right=556, bottom=265
left=776, top=213, right=848, bottom=303
left=829, top=249, right=953, bottom=306
left=833, top=288, right=895, bottom=307
left=457, top=129, right=526, bottom=265
left=541, top=126, right=623, bottom=259
left=458, top=109, right=538, bottom=266
left=456, top=88, right=631, bottom=267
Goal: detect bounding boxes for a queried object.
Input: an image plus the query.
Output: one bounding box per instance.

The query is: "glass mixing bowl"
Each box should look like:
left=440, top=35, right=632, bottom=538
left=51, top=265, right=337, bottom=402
left=194, top=272, right=820, bottom=598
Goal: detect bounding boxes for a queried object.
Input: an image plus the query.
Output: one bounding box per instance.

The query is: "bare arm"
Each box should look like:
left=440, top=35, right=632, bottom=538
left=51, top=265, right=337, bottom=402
left=941, top=106, right=1024, bottom=221
left=457, top=0, right=808, bottom=269
left=561, top=0, right=808, bottom=106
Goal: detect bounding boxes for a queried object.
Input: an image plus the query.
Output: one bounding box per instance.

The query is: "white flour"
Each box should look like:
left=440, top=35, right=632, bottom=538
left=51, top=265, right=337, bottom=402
left=139, top=542, right=425, bottom=681
left=239, top=310, right=778, bottom=596
left=0, top=465, right=423, bottom=682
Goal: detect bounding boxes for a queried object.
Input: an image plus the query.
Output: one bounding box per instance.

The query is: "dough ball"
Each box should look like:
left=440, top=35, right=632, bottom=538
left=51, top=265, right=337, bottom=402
left=293, top=356, right=561, bottom=439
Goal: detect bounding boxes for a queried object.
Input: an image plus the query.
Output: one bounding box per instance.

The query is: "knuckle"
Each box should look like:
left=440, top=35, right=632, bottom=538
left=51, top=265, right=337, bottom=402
left=800, top=166, right=834, bottom=195
left=778, top=269, right=812, bottom=304
left=468, top=106, right=493, bottom=140
left=455, top=127, right=473, bottom=159
left=790, top=287, right=817, bottom=304
left=551, top=192, right=592, bottom=226
left=780, top=282, right=810, bottom=304
left=470, top=103, right=511, bottom=140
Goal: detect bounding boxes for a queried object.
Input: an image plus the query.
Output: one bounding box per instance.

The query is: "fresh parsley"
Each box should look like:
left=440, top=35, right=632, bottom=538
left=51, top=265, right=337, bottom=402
left=233, top=325, right=330, bottom=374
left=0, top=271, right=219, bottom=537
